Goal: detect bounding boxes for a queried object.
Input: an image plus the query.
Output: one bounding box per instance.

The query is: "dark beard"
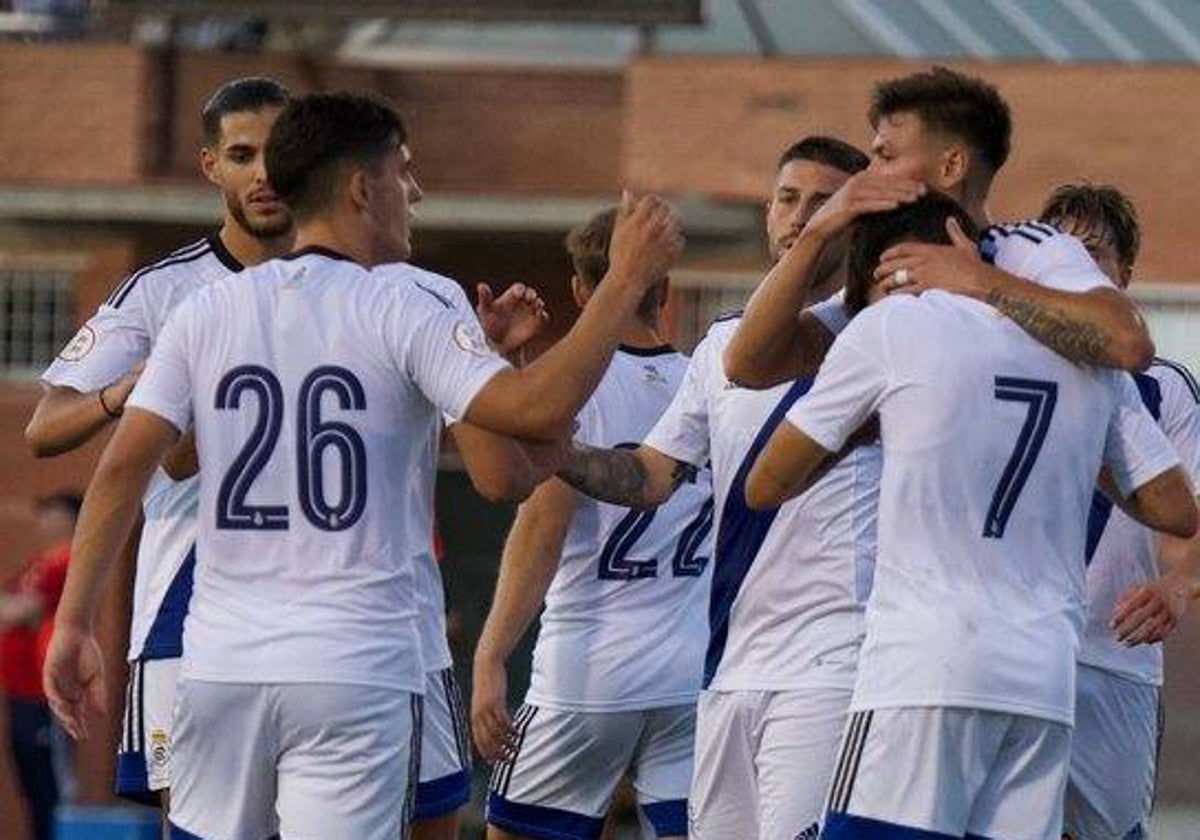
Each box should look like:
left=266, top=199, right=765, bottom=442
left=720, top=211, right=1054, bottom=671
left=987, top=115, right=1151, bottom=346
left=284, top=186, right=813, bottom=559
left=229, top=197, right=292, bottom=241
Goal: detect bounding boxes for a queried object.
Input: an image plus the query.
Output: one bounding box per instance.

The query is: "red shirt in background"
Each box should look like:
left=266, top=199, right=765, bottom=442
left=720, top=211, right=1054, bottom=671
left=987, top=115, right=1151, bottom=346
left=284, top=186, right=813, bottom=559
left=0, top=543, right=70, bottom=701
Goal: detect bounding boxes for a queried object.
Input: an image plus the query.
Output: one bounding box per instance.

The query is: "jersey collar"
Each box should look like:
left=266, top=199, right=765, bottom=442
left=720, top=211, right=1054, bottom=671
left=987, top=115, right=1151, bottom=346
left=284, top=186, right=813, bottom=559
left=207, top=234, right=245, bottom=273
left=618, top=343, right=676, bottom=357
left=282, top=245, right=358, bottom=264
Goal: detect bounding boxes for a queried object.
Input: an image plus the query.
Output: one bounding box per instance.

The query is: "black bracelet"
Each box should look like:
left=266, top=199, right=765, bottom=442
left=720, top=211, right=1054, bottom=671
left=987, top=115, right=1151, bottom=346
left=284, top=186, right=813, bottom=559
left=98, top=386, right=122, bottom=419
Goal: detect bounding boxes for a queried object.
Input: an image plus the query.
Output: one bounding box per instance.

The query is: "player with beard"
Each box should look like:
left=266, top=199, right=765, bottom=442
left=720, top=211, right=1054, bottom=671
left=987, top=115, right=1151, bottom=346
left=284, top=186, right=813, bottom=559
left=26, top=77, right=295, bottom=815
left=27, top=76, right=550, bottom=837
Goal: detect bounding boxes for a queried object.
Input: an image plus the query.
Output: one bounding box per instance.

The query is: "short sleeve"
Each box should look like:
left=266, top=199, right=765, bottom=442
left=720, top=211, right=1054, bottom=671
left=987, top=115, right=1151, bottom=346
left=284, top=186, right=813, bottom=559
left=126, top=299, right=195, bottom=434
left=41, top=281, right=152, bottom=392
left=643, top=335, right=714, bottom=467
left=785, top=309, right=888, bottom=452
left=1155, top=361, right=1200, bottom=485
left=1103, top=376, right=1181, bottom=496
left=984, top=224, right=1113, bottom=294
left=807, top=291, right=850, bottom=337
left=401, top=301, right=510, bottom=422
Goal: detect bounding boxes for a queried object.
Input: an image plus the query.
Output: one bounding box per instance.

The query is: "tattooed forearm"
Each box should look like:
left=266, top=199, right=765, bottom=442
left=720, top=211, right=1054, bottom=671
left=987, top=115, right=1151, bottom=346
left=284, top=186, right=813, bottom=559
left=986, top=289, right=1112, bottom=366
left=557, top=443, right=695, bottom=508
left=558, top=443, right=653, bottom=506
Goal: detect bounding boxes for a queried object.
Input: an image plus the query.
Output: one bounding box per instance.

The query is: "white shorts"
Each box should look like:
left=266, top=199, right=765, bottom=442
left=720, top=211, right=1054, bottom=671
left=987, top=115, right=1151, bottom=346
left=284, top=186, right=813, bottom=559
left=115, top=657, right=180, bottom=803
left=168, top=679, right=421, bottom=840
left=414, top=667, right=472, bottom=820
left=1065, top=665, right=1161, bottom=840
left=486, top=703, right=695, bottom=839
left=689, top=685, right=852, bottom=840
left=822, top=707, right=1071, bottom=840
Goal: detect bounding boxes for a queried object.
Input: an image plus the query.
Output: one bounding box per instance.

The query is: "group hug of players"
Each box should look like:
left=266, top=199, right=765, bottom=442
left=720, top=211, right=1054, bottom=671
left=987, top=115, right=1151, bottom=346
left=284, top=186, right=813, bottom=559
left=26, top=63, right=1199, bottom=840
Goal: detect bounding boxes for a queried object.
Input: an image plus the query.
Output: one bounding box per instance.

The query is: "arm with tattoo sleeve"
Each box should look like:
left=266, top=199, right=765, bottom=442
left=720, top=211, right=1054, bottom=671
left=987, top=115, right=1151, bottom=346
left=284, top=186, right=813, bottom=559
left=557, top=442, right=696, bottom=509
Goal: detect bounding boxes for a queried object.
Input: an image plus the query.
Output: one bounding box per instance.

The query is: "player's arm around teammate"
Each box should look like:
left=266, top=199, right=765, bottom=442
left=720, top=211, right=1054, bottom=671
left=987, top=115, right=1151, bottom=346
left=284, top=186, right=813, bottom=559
left=872, top=218, right=1154, bottom=371
left=25, top=365, right=143, bottom=457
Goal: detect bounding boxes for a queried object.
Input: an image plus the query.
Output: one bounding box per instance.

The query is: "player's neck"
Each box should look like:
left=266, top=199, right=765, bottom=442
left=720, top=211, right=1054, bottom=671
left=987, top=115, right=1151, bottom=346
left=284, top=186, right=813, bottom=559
left=618, top=319, right=667, bottom=350
left=289, top=219, right=379, bottom=267
left=218, top=219, right=294, bottom=268
left=958, top=180, right=992, bottom=229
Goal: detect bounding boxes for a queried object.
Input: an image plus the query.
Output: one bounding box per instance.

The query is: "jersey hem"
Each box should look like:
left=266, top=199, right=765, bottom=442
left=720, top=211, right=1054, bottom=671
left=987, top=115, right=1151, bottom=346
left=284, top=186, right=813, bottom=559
left=521, top=691, right=700, bottom=713
left=179, top=669, right=425, bottom=695
left=1075, top=657, right=1162, bottom=688
left=848, top=694, right=1073, bottom=726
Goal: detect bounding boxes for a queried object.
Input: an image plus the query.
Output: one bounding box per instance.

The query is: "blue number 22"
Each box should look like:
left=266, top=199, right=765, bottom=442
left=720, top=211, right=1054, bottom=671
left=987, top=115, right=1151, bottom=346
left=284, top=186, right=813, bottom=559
left=983, top=376, right=1058, bottom=539
left=215, top=364, right=367, bottom=532
left=597, top=496, right=715, bottom=581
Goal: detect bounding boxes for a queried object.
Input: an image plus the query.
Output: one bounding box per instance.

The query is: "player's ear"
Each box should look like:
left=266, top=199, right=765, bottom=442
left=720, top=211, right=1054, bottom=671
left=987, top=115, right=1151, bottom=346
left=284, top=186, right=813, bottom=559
left=347, top=168, right=371, bottom=214
left=1119, top=264, right=1133, bottom=290
left=941, top=145, right=968, bottom=189
left=200, top=145, right=220, bottom=186
left=570, top=275, right=591, bottom=310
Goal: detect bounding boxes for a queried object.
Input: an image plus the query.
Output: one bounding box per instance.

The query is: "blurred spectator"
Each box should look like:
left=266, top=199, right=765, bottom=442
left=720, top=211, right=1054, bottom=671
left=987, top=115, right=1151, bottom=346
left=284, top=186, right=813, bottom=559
left=0, top=491, right=81, bottom=840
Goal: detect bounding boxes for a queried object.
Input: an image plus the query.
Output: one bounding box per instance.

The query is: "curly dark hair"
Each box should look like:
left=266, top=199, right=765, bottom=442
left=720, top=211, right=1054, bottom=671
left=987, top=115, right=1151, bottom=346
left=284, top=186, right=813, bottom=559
left=869, top=66, right=1011, bottom=174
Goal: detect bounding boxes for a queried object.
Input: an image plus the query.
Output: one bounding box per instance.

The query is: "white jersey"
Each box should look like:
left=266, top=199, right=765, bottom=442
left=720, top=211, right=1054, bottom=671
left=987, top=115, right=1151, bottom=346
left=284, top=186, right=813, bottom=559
left=42, top=236, right=244, bottom=661
left=128, top=248, right=509, bottom=692
left=376, top=264, right=481, bottom=675
left=526, top=347, right=714, bottom=711
left=787, top=289, right=1180, bottom=726
left=643, top=310, right=879, bottom=692
left=1080, top=358, right=1200, bottom=685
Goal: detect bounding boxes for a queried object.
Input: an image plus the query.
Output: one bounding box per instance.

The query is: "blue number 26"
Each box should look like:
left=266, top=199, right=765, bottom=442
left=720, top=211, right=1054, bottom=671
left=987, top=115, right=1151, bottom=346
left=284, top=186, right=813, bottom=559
left=215, top=364, right=367, bottom=532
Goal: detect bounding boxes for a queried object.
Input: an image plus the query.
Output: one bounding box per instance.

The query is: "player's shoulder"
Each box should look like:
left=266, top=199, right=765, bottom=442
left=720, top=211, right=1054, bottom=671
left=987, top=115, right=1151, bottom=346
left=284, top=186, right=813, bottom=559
left=1148, top=356, right=1200, bottom=405
left=698, top=310, right=742, bottom=346
left=372, top=262, right=469, bottom=311
left=104, top=236, right=236, bottom=310
left=979, top=219, right=1074, bottom=264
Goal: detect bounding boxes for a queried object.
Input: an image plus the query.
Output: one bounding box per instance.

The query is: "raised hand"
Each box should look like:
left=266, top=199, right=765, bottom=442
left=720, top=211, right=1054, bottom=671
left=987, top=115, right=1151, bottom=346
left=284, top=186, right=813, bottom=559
left=874, top=216, right=988, bottom=298
left=476, top=282, right=550, bottom=357
left=43, top=624, right=106, bottom=741
left=805, top=172, right=925, bottom=242
left=607, top=191, right=684, bottom=292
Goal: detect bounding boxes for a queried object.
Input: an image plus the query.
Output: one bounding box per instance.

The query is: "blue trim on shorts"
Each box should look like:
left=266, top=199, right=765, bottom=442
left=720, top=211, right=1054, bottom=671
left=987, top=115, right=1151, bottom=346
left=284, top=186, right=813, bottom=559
left=641, top=800, right=688, bottom=836
left=414, top=768, right=471, bottom=819
left=114, top=749, right=161, bottom=807
left=487, top=791, right=605, bottom=840
left=822, top=812, right=961, bottom=840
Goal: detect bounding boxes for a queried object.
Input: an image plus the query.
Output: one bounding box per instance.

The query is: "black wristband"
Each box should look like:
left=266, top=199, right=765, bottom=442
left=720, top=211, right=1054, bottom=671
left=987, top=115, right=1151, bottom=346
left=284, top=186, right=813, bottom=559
left=98, top=386, right=122, bottom=419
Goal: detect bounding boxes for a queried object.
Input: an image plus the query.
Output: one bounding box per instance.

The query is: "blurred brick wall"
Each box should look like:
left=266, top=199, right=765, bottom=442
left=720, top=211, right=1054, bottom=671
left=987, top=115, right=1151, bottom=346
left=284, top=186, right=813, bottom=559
left=0, top=45, right=154, bottom=184
left=625, top=57, right=1200, bottom=285
left=0, top=44, right=624, bottom=194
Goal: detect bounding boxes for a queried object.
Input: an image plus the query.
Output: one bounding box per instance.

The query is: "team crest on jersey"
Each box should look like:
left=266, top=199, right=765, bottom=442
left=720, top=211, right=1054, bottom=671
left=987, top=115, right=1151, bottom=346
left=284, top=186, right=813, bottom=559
left=452, top=320, right=491, bottom=356
left=57, top=325, right=96, bottom=362
left=149, top=729, right=170, bottom=773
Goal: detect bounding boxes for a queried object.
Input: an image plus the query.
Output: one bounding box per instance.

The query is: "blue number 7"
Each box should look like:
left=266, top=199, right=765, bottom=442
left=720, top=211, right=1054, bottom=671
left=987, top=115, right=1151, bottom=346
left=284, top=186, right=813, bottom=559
left=983, top=377, right=1058, bottom=539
